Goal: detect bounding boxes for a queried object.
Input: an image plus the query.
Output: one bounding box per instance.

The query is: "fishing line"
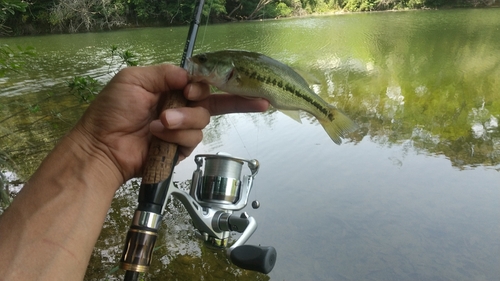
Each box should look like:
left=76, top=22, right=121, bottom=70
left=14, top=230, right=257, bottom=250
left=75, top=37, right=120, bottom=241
left=199, top=0, right=213, bottom=51
left=197, top=0, right=254, bottom=159
left=228, top=115, right=252, bottom=159
left=196, top=0, right=256, bottom=161
left=227, top=115, right=259, bottom=207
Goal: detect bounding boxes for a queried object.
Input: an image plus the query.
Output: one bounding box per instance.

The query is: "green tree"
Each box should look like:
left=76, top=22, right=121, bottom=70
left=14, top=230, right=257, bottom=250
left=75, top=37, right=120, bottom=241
left=0, top=0, right=27, bottom=34
left=50, top=0, right=125, bottom=32
left=275, top=1, right=293, bottom=16
left=343, top=0, right=378, bottom=11
left=225, top=0, right=287, bottom=20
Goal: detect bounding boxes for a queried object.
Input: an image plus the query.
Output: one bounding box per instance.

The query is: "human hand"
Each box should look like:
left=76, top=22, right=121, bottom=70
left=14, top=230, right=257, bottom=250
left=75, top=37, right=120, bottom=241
left=71, top=64, right=269, bottom=185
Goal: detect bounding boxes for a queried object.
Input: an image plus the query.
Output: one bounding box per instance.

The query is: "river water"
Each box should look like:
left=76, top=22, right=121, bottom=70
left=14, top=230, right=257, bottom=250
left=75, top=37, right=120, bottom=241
left=1, top=8, right=499, bottom=281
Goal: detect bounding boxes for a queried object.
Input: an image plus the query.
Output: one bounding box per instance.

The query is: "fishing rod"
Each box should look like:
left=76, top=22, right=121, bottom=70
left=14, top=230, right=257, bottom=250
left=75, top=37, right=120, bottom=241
left=119, top=0, right=276, bottom=280
left=119, top=1, right=205, bottom=280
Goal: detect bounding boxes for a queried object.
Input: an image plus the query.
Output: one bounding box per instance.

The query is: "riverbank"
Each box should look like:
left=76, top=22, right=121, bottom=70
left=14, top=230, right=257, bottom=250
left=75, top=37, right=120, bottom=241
left=1, top=0, right=498, bottom=37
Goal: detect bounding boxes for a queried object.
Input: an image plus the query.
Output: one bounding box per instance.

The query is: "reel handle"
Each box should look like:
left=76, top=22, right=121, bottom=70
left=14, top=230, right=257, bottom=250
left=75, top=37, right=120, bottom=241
left=229, top=245, right=277, bottom=274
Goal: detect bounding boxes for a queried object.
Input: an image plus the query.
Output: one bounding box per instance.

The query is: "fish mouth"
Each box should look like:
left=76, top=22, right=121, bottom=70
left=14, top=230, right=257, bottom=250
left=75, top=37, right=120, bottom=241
left=186, top=57, right=206, bottom=83
left=186, top=57, right=195, bottom=76
left=186, top=57, right=213, bottom=84
left=226, top=68, right=235, bottom=82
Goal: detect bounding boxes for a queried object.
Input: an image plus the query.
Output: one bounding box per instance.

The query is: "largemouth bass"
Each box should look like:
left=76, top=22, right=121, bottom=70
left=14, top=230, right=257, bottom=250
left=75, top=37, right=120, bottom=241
left=188, top=50, right=357, bottom=144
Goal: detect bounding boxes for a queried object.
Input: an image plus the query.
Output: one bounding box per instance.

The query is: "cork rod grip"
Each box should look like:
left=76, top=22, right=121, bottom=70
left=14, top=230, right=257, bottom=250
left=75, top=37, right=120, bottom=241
left=142, top=91, right=187, bottom=184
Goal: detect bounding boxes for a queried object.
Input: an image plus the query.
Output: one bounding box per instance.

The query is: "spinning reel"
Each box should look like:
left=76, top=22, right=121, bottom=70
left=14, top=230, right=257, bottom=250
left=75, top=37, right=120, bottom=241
left=120, top=153, right=277, bottom=276
left=119, top=1, right=275, bottom=279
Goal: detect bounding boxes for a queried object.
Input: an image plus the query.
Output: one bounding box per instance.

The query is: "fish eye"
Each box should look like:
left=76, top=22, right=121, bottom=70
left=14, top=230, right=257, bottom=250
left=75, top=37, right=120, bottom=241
left=198, top=54, right=207, bottom=64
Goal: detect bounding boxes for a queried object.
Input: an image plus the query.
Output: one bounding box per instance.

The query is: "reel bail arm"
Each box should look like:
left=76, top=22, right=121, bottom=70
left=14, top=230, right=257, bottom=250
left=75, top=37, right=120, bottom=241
left=166, top=153, right=277, bottom=274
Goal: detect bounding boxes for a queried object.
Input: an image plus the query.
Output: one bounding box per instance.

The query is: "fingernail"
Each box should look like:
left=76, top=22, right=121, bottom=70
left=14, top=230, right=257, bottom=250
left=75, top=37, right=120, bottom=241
left=150, top=120, right=165, bottom=133
left=186, top=83, right=206, bottom=100
left=164, top=109, right=183, bottom=128
left=185, top=84, right=198, bottom=99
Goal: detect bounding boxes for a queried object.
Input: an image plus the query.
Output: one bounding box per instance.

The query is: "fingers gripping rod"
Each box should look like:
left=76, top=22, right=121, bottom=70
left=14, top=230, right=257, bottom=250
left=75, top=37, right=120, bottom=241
left=120, top=1, right=205, bottom=280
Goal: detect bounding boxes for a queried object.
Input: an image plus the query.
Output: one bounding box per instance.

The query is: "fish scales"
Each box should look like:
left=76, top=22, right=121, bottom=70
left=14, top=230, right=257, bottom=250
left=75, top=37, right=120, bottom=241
left=235, top=64, right=333, bottom=121
left=188, top=50, right=357, bottom=144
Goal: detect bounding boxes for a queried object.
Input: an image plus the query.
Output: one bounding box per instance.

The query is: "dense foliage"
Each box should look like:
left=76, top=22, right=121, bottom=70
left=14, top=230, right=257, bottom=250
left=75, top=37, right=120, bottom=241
left=0, top=0, right=497, bottom=35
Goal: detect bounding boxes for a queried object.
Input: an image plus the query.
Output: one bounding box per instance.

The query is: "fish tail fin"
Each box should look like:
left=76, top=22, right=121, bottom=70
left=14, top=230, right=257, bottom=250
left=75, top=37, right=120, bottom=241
left=319, top=106, right=358, bottom=145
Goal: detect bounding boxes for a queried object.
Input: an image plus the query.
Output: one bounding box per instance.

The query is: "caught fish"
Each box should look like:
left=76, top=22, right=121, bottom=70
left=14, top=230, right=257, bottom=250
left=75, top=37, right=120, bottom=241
left=188, top=50, right=357, bottom=144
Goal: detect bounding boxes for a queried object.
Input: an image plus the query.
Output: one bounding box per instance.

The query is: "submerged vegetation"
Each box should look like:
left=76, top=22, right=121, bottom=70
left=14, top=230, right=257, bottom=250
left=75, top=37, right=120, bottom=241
left=0, top=0, right=498, bottom=35
left=0, top=43, right=35, bottom=210
left=0, top=45, right=138, bottom=208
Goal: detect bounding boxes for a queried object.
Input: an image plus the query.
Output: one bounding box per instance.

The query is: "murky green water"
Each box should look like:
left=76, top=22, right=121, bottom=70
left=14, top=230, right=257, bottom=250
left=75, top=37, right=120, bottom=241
left=1, top=8, right=499, bottom=281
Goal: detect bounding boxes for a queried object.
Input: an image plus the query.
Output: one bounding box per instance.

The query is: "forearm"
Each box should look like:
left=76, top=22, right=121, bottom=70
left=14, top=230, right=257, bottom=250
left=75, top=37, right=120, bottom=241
left=0, top=129, right=122, bottom=281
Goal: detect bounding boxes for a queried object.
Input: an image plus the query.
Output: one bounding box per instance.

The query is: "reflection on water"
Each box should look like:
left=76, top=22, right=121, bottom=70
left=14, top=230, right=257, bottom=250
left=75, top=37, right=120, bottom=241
left=177, top=117, right=500, bottom=281
left=1, top=8, right=499, bottom=281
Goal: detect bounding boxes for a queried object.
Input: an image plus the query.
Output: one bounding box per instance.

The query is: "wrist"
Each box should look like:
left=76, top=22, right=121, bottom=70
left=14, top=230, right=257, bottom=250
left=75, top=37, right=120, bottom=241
left=0, top=124, right=123, bottom=280
left=64, top=126, right=124, bottom=192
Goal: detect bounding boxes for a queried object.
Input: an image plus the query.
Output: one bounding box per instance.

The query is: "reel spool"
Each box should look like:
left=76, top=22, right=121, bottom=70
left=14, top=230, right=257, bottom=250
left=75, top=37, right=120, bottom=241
left=190, top=153, right=259, bottom=210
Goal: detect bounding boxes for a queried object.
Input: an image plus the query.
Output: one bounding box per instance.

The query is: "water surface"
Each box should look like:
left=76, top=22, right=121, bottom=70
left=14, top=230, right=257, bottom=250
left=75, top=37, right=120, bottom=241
left=1, top=8, right=499, bottom=281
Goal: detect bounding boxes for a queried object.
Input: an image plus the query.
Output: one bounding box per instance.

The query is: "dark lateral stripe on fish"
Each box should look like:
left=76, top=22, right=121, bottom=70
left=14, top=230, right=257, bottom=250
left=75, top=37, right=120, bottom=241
left=236, top=66, right=335, bottom=122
